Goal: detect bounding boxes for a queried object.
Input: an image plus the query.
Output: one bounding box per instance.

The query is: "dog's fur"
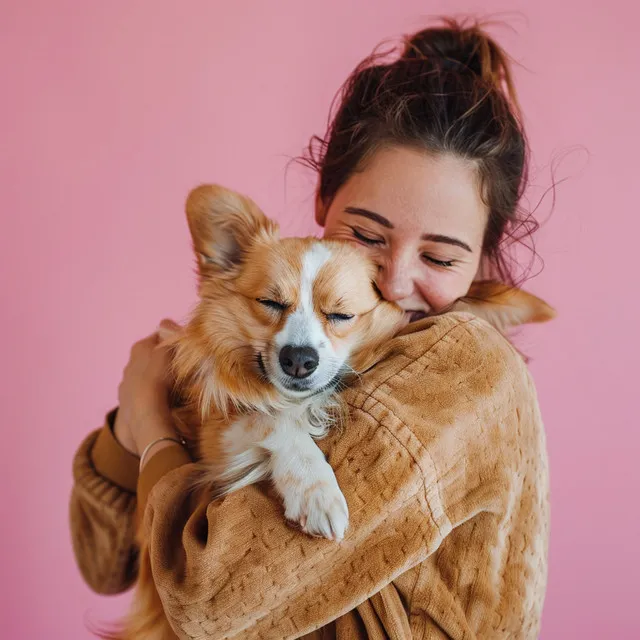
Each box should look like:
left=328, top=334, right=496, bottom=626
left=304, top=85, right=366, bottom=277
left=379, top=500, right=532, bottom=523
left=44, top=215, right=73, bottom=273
left=111, top=184, right=555, bottom=639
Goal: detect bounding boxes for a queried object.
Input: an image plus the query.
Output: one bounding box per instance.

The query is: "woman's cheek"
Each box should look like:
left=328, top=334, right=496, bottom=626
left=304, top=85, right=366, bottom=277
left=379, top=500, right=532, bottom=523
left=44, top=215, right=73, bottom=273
left=416, top=270, right=471, bottom=312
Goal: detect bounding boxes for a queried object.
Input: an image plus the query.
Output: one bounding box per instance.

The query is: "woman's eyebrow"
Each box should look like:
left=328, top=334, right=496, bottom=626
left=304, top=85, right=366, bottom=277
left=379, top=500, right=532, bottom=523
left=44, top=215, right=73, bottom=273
left=345, top=207, right=472, bottom=252
left=344, top=207, right=393, bottom=228
left=422, top=234, right=472, bottom=252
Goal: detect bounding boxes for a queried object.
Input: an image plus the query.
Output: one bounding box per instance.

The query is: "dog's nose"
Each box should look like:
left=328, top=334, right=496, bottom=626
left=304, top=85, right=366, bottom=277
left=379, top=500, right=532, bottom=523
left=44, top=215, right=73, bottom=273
left=279, top=345, right=319, bottom=378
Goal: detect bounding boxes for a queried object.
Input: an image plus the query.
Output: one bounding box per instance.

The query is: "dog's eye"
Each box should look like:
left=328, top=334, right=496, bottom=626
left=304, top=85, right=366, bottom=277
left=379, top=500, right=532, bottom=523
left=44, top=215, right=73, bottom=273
left=326, top=312, right=354, bottom=323
left=257, top=298, right=289, bottom=312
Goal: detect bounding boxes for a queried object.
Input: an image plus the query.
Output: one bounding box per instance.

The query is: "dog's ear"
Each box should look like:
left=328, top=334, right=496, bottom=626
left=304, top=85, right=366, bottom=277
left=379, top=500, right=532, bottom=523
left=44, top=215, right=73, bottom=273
left=186, top=184, right=279, bottom=278
left=451, top=280, right=556, bottom=333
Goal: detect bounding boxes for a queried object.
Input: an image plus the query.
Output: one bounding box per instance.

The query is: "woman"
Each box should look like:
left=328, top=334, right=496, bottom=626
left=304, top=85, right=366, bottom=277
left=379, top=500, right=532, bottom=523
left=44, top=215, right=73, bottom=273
left=70, top=19, right=549, bottom=639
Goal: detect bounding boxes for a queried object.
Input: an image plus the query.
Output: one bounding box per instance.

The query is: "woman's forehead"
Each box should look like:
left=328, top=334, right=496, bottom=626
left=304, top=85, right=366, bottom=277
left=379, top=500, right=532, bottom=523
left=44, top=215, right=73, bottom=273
left=332, top=146, right=487, bottom=243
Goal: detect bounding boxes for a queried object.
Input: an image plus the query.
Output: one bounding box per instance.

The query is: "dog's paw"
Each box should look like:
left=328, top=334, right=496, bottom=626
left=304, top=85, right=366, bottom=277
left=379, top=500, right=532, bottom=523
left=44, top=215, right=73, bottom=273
left=283, top=478, right=349, bottom=541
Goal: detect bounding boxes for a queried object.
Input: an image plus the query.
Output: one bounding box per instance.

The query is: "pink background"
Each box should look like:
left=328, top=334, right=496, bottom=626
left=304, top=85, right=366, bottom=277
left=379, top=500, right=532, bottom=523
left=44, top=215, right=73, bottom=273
left=2, top=1, right=638, bottom=638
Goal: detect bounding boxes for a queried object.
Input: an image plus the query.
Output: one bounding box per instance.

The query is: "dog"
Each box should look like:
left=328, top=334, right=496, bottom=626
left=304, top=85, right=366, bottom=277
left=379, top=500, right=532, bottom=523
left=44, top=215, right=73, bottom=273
left=115, top=184, right=555, bottom=639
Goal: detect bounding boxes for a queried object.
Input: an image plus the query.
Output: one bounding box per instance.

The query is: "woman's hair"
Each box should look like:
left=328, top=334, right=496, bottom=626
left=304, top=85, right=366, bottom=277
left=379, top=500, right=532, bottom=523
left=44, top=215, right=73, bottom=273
left=303, top=17, right=538, bottom=285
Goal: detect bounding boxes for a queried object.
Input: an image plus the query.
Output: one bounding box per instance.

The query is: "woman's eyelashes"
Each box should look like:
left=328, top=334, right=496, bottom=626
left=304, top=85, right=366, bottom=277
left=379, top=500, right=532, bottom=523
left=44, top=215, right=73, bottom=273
left=352, top=227, right=384, bottom=245
left=352, top=227, right=456, bottom=268
left=422, top=254, right=455, bottom=268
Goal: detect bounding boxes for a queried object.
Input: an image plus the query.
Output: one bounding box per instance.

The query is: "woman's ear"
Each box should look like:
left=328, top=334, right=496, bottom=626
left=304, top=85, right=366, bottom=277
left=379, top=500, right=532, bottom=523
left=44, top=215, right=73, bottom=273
left=314, top=192, right=327, bottom=227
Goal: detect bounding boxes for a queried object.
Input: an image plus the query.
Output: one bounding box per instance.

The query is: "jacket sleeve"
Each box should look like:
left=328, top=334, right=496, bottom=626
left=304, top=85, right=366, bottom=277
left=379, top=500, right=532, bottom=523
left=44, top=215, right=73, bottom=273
left=140, top=315, right=535, bottom=639
left=69, top=409, right=191, bottom=594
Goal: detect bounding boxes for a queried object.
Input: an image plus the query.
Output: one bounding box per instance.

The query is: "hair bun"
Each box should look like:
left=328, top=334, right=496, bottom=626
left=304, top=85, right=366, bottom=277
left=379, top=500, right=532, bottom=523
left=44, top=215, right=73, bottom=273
left=404, top=27, right=483, bottom=74
left=401, top=19, right=520, bottom=116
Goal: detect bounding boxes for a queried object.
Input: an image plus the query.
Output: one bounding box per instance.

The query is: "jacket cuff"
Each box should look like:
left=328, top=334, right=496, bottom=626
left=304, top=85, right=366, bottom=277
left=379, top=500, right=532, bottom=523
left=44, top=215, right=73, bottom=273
left=137, top=444, right=191, bottom=518
left=90, top=408, right=140, bottom=493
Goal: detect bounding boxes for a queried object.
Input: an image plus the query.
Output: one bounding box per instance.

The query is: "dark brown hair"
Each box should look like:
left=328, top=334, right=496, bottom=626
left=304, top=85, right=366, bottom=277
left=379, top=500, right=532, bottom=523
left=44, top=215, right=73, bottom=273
left=304, top=18, right=538, bottom=285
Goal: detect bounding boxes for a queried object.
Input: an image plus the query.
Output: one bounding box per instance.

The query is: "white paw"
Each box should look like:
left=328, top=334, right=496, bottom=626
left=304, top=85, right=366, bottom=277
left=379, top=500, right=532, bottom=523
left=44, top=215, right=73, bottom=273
left=283, top=478, right=349, bottom=541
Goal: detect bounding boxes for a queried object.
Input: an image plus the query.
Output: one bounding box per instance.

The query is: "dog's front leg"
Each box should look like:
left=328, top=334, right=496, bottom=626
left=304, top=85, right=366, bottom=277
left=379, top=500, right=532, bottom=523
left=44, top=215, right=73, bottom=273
left=263, top=425, right=348, bottom=541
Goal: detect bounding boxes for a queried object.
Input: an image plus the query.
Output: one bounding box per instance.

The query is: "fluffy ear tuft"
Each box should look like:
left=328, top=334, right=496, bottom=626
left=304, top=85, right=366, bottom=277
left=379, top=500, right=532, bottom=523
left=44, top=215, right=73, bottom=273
left=185, top=184, right=279, bottom=278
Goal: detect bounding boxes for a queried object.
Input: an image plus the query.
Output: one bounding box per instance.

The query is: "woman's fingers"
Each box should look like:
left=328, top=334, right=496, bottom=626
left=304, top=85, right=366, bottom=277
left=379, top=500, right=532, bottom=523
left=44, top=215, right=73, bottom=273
left=157, top=318, right=182, bottom=343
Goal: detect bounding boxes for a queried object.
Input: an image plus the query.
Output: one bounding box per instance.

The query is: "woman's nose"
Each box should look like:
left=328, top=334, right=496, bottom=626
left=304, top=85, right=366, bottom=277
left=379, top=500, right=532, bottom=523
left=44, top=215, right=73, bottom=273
left=375, top=259, right=416, bottom=302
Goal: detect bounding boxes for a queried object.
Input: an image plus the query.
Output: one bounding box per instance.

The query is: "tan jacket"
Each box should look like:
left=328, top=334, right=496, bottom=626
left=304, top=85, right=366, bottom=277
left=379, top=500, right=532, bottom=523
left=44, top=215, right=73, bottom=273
left=70, top=313, right=549, bottom=639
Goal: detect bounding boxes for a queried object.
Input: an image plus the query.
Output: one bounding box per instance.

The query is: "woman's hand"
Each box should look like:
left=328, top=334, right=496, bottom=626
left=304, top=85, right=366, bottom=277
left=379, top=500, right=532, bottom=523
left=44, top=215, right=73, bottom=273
left=113, top=319, right=183, bottom=466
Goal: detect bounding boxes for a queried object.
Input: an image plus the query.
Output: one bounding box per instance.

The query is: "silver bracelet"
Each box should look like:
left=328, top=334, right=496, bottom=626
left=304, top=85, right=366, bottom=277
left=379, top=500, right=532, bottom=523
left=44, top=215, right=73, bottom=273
left=139, top=436, right=187, bottom=471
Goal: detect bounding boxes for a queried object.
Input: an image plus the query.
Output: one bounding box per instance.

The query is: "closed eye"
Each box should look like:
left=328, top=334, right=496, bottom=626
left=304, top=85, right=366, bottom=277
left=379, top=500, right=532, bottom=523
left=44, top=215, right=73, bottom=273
left=257, top=298, right=289, bottom=311
left=422, top=255, right=455, bottom=268
left=352, top=228, right=384, bottom=245
left=326, top=312, right=354, bottom=322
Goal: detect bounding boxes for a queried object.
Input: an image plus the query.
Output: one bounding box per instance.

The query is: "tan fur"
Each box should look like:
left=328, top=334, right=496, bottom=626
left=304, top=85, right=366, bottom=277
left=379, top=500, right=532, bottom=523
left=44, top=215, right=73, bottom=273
left=118, top=184, right=555, bottom=639
left=452, top=280, right=557, bottom=335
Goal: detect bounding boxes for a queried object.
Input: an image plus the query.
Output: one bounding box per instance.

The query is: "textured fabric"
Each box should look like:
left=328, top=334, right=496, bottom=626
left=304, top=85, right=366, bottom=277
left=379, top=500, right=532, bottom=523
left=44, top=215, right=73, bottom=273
left=70, top=418, right=139, bottom=595
left=91, top=408, right=139, bottom=492
left=69, top=313, right=550, bottom=639
left=137, top=443, right=192, bottom=516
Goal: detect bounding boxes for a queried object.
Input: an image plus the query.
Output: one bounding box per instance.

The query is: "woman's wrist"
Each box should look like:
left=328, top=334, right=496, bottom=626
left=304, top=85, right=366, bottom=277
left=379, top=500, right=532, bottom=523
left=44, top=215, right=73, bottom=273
left=113, top=408, right=138, bottom=456
left=132, top=409, right=177, bottom=455
left=139, top=437, right=187, bottom=471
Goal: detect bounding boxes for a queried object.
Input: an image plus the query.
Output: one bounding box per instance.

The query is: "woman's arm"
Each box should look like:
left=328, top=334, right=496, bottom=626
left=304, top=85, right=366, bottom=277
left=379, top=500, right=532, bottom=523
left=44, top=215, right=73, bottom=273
left=69, top=410, right=140, bottom=594
left=140, top=314, right=542, bottom=639
left=69, top=409, right=191, bottom=595
left=69, top=320, right=190, bottom=594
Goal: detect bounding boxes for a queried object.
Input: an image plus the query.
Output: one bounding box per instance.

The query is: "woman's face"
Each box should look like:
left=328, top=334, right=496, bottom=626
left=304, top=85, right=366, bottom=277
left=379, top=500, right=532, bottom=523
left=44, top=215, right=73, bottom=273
left=319, top=146, right=487, bottom=323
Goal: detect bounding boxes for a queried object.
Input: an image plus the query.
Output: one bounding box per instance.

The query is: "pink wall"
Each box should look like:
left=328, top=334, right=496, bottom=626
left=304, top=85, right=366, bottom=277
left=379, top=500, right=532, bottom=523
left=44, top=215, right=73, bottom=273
left=2, top=1, right=638, bottom=637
